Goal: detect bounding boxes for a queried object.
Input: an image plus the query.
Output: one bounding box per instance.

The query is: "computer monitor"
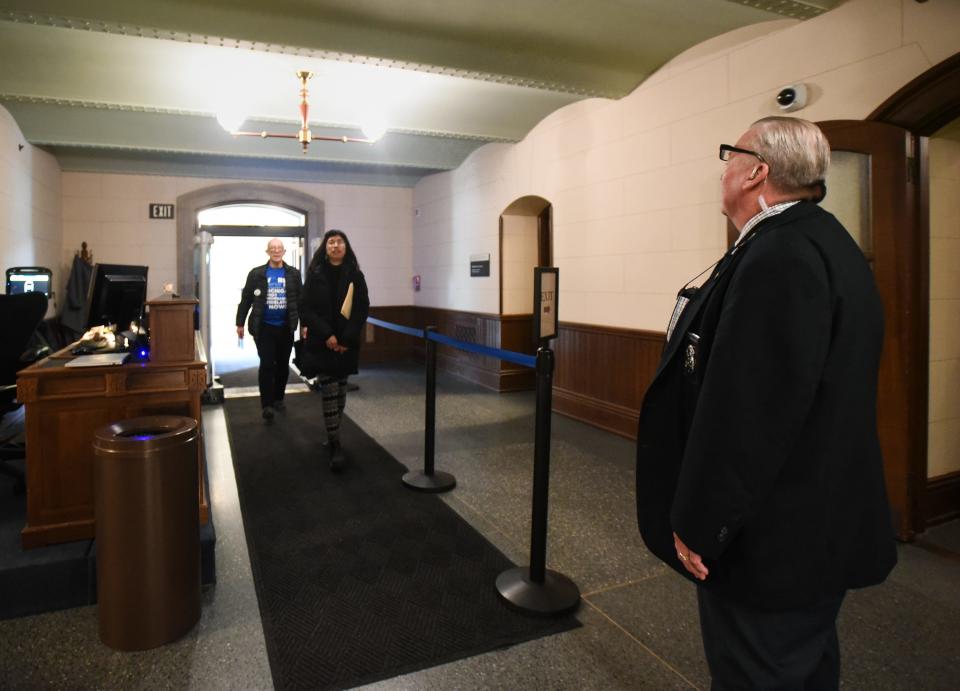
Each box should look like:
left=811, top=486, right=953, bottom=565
left=6, top=267, right=52, bottom=296
left=85, top=263, right=148, bottom=330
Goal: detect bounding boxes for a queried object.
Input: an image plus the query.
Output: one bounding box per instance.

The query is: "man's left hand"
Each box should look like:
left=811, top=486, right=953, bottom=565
left=674, top=532, right=709, bottom=581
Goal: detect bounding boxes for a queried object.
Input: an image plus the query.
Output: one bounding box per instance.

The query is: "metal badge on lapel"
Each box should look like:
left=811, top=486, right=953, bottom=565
left=684, top=333, right=700, bottom=374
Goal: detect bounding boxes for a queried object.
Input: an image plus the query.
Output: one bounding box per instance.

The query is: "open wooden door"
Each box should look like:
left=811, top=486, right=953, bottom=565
left=818, top=120, right=926, bottom=541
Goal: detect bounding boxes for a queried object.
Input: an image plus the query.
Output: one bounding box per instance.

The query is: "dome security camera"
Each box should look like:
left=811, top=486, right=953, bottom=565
left=776, top=84, right=808, bottom=112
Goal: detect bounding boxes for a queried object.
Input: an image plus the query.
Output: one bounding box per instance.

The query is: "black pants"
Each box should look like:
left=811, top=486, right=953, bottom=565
left=697, top=586, right=845, bottom=691
left=254, top=323, right=293, bottom=409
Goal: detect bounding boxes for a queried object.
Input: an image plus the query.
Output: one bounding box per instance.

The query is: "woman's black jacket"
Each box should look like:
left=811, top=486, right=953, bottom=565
left=299, top=260, right=370, bottom=376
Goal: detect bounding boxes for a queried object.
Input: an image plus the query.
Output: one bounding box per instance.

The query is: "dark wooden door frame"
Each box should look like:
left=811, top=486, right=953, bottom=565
left=537, top=204, right=553, bottom=267
left=818, top=120, right=923, bottom=541
left=862, top=52, right=960, bottom=535
left=869, top=52, right=960, bottom=136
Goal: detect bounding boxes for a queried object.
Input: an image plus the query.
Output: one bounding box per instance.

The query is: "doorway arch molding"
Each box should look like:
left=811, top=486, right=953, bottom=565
left=176, top=182, right=325, bottom=297
left=868, top=52, right=960, bottom=135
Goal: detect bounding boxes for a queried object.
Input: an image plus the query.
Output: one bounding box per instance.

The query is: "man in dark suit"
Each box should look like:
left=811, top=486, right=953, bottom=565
left=636, top=117, right=897, bottom=689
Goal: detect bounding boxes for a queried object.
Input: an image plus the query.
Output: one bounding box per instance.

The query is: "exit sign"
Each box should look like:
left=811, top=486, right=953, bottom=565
left=149, top=203, right=175, bottom=219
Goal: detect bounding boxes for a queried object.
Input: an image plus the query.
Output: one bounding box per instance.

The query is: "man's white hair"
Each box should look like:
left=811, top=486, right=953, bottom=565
left=750, top=117, right=830, bottom=194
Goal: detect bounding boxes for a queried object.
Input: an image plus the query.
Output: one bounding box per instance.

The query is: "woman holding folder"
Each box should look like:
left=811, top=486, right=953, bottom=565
left=299, top=229, right=370, bottom=471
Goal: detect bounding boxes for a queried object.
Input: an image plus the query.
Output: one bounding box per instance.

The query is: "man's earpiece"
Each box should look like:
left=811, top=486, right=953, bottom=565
left=747, top=166, right=760, bottom=181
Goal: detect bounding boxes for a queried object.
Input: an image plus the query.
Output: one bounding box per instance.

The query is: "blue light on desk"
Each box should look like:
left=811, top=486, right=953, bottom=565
left=129, top=345, right=150, bottom=363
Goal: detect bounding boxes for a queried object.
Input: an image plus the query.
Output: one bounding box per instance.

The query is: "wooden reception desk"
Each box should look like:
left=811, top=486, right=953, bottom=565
left=17, top=296, right=208, bottom=548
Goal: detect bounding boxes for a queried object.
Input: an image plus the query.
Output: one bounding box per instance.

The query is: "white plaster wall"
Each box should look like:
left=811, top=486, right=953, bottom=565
left=412, top=0, right=960, bottom=331
left=61, top=173, right=413, bottom=307
left=928, top=133, right=960, bottom=478
left=0, top=105, right=62, bottom=318
left=413, top=144, right=512, bottom=312
left=501, top=214, right=537, bottom=314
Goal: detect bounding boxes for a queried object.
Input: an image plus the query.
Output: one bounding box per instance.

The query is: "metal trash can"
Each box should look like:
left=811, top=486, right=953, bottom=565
left=93, top=415, right=201, bottom=651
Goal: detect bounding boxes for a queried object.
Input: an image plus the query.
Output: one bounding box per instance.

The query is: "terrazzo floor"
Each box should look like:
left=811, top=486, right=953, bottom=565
left=1, top=364, right=958, bottom=690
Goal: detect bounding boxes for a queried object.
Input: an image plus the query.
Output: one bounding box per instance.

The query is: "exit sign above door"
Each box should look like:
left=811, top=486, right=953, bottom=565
left=149, top=203, right=175, bottom=219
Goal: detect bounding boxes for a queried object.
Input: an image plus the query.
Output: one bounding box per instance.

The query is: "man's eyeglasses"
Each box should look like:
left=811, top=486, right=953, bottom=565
left=719, top=144, right=766, bottom=163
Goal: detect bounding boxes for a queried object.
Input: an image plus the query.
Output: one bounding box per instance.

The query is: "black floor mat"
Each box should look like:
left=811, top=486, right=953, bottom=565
left=218, top=365, right=301, bottom=389
left=224, top=395, right=579, bottom=691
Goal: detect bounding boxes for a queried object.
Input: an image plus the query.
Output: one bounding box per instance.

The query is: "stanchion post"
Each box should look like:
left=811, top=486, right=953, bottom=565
left=424, top=325, right=437, bottom=475
left=403, top=325, right=456, bottom=493
left=495, top=343, right=580, bottom=616
left=529, top=346, right=553, bottom=582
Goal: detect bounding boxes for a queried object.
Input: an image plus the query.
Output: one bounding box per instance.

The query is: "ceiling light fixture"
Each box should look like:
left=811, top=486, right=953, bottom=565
left=224, top=70, right=383, bottom=153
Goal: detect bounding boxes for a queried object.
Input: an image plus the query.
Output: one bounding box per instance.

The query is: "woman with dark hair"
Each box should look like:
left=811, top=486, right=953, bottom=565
left=299, top=229, right=370, bottom=471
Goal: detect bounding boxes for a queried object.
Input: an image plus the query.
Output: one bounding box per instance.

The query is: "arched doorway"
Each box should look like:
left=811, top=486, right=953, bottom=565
left=816, top=53, right=960, bottom=538
left=175, top=183, right=325, bottom=385
left=198, top=203, right=307, bottom=380
left=718, top=55, right=960, bottom=538
left=867, top=52, right=960, bottom=533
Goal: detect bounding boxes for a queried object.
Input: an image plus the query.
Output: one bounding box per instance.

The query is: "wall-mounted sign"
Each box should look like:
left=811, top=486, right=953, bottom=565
left=470, top=253, right=490, bottom=277
left=149, top=203, right=175, bottom=220
left=534, top=267, right=558, bottom=341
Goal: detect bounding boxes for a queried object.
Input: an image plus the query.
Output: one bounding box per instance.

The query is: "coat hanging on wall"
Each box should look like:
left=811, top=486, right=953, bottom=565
left=60, top=243, right=93, bottom=336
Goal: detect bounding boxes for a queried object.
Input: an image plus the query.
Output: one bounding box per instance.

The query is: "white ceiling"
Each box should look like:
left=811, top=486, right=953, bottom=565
left=0, top=0, right=842, bottom=186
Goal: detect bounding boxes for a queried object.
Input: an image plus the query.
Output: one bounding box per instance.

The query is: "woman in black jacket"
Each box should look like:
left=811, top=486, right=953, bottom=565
left=299, top=229, right=370, bottom=471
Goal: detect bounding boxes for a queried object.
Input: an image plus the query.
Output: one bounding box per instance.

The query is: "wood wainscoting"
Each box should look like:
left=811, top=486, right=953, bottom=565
left=364, top=306, right=419, bottom=365
left=364, top=307, right=662, bottom=437
left=416, top=308, right=535, bottom=392
left=553, top=322, right=664, bottom=439
left=365, top=306, right=536, bottom=391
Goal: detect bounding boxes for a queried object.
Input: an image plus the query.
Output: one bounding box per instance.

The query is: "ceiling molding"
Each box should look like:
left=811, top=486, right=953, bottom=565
left=1, top=9, right=613, bottom=98
left=4, top=100, right=487, bottom=173
left=0, top=0, right=826, bottom=98
left=0, top=93, right=518, bottom=143
left=0, top=0, right=847, bottom=186
left=48, top=146, right=437, bottom=188
left=720, top=0, right=836, bottom=20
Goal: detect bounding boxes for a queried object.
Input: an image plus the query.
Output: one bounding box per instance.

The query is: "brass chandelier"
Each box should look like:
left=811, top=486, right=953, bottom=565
left=225, top=71, right=381, bottom=153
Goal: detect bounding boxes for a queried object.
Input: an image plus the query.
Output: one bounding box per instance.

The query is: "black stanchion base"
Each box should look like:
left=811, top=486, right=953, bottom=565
left=402, top=470, right=456, bottom=493
left=495, top=566, right=580, bottom=616
left=201, top=383, right=224, bottom=406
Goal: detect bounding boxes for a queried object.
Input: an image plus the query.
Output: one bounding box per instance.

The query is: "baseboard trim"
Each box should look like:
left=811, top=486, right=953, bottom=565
left=553, top=387, right=639, bottom=440
left=925, top=470, right=960, bottom=527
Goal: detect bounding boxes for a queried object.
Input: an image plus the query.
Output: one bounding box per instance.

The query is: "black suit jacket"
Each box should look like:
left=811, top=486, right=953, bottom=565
left=636, top=202, right=897, bottom=610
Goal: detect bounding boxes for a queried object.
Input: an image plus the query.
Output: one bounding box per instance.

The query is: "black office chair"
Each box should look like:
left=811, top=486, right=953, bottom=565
left=1, top=292, right=49, bottom=495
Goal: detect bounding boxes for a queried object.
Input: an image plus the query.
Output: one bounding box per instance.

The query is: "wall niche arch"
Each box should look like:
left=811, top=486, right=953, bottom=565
left=499, top=195, right=552, bottom=315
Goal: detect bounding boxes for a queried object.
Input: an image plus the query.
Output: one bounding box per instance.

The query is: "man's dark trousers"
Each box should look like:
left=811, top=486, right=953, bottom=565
left=697, top=587, right=845, bottom=690
left=254, top=322, right=293, bottom=409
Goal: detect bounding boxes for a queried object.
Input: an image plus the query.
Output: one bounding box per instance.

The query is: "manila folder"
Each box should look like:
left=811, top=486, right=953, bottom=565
left=340, top=282, right=354, bottom=319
